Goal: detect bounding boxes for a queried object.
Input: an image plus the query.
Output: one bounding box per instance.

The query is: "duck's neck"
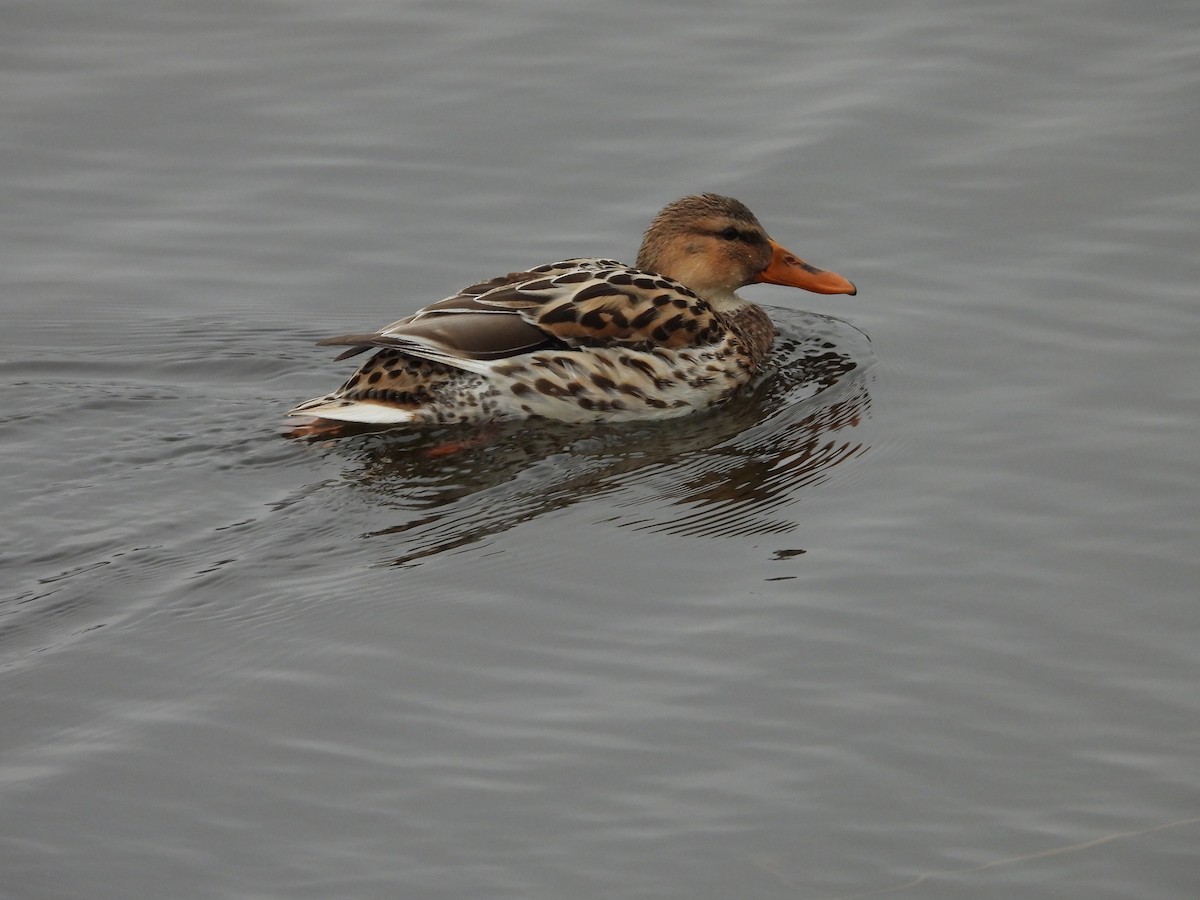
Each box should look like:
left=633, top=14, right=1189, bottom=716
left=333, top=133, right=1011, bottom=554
left=726, top=302, right=775, bottom=369
left=705, top=289, right=749, bottom=313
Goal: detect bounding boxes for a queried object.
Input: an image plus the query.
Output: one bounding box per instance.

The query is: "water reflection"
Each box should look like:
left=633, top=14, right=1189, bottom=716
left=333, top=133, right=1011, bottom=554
left=633, top=375, right=871, bottom=538
left=300, top=310, right=874, bottom=565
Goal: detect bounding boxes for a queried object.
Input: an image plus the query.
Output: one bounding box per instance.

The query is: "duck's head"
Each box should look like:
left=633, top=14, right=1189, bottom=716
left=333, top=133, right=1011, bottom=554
left=635, top=193, right=857, bottom=308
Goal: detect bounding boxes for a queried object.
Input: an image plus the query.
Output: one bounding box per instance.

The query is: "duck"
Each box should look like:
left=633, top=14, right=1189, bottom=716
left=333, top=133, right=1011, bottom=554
left=289, top=193, right=856, bottom=426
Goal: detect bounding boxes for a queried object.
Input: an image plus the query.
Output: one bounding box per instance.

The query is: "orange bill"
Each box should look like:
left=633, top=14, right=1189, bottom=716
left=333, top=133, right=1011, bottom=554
left=758, top=238, right=857, bottom=295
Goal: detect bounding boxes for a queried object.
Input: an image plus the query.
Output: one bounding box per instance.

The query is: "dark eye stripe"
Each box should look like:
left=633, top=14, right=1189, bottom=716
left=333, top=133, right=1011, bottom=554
left=715, top=226, right=766, bottom=245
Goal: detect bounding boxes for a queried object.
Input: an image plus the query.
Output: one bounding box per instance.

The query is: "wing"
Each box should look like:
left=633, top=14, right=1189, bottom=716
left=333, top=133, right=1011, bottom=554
left=315, top=258, right=724, bottom=369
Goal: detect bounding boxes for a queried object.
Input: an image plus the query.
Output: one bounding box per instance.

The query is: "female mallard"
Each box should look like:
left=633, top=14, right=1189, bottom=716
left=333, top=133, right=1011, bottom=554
left=290, top=193, right=855, bottom=425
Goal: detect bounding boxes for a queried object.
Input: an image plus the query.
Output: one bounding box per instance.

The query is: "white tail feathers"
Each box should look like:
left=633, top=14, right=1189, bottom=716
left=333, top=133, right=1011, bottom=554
left=288, top=398, right=418, bottom=424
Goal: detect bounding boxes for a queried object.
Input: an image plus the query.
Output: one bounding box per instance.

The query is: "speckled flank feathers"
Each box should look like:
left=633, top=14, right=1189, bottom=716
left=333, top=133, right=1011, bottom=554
left=290, top=194, right=856, bottom=425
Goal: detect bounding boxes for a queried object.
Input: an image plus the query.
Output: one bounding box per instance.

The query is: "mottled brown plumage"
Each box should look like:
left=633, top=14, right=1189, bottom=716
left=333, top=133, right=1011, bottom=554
left=290, top=194, right=855, bottom=425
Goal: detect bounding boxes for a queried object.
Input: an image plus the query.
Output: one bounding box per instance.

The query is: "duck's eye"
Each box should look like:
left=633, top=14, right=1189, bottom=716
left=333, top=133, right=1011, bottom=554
left=718, top=226, right=741, bottom=241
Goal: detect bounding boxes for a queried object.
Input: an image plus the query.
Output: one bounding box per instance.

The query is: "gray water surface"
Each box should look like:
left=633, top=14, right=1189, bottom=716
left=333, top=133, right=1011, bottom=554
left=3, top=2, right=1199, bottom=898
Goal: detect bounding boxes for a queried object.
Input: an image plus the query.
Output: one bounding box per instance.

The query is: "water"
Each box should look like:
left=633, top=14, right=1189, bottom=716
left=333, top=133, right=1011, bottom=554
left=3, top=1, right=1199, bottom=898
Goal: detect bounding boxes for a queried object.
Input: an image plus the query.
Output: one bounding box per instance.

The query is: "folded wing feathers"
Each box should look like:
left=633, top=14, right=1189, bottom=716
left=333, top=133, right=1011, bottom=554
left=315, top=260, right=720, bottom=371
